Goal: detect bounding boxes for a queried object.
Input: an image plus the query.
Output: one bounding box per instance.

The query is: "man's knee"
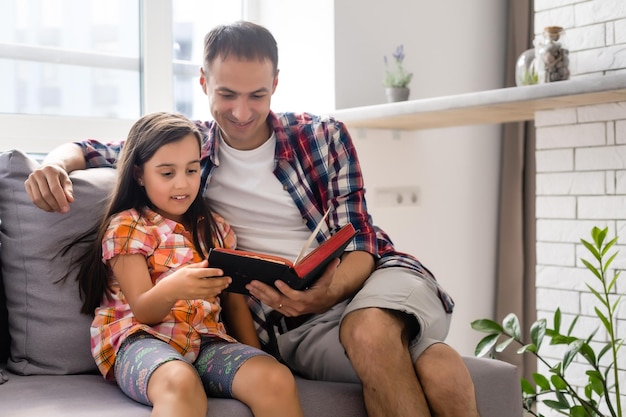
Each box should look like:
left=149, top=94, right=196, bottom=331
left=341, top=307, right=414, bottom=351
left=415, top=343, right=468, bottom=382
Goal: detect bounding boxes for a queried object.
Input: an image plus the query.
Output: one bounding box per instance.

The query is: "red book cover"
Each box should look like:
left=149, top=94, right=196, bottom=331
left=207, top=223, right=357, bottom=295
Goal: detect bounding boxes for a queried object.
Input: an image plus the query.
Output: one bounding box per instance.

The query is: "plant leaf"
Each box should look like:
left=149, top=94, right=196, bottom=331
left=586, top=284, right=609, bottom=308
left=470, top=319, right=503, bottom=334
left=592, top=226, right=607, bottom=247
left=597, top=342, right=613, bottom=360
left=570, top=405, right=588, bottom=417
left=579, top=342, right=596, bottom=365
left=562, top=340, right=583, bottom=370
left=503, top=313, right=521, bottom=340
left=586, top=370, right=605, bottom=396
left=551, top=334, right=577, bottom=345
left=517, top=344, right=537, bottom=354
left=533, top=373, right=550, bottom=391
left=604, top=250, right=618, bottom=270
left=551, top=374, right=567, bottom=390
left=581, top=258, right=603, bottom=280
left=581, top=238, right=601, bottom=262
left=520, top=378, right=536, bottom=396
left=530, top=319, right=547, bottom=351
left=600, top=235, right=617, bottom=257
left=495, top=337, right=515, bottom=353
left=543, top=399, right=569, bottom=410
left=594, top=307, right=611, bottom=333
left=608, top=270, right=620, bottom=292
left=474, top=333, right=500, bottom=357
left=610, top=294, right=623, bottom=312
left=553, top=308, right=561, bottom=333
left=555, top=391, right=570, bottom=408
left=566, top=315, right=579, bottom=337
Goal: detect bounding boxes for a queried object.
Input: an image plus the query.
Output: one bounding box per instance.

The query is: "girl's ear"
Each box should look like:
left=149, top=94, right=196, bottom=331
left=134, top=166, right=144, bottom=186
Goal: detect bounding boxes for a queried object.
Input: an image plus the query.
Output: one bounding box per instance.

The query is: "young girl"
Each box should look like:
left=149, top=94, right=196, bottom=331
left=75, top=112, right=304, bottom=417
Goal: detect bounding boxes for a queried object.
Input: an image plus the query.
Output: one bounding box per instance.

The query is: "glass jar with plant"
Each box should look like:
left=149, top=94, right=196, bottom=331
left=383, top=44, right=413, bottom=103
left=471, top=226, right=623, bottom=417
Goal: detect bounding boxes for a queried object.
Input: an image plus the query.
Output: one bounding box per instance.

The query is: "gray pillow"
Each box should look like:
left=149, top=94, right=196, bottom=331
left=0, top=149, right=116, bottom=375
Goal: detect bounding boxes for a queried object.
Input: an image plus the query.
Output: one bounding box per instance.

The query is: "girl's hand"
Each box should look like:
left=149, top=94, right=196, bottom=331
left=160, top=260, right=231, bottom=302
left=112, top=255, right=232, bottom=325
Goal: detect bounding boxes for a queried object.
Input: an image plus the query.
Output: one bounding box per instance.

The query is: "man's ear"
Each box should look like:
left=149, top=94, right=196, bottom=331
left=199, top=67, right=208, bottom=94
left=272, top=69, right=279, bottom=94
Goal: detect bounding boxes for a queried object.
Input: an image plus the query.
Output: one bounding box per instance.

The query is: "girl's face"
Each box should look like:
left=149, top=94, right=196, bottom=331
left=137, top=134, right=201, bottom=224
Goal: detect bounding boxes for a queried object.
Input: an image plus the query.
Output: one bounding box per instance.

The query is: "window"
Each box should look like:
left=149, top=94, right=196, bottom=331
left=0, top=0, right=141, bottom=119
left=172, top=0, right=243, bottom=120
left=171, top=0, right=335, bottom=119
left=0, top=0, right=335, bottom=153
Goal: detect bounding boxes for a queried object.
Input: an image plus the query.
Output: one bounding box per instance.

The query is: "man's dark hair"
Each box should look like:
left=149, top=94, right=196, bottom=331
left=203, top=20, right=278, bottom=74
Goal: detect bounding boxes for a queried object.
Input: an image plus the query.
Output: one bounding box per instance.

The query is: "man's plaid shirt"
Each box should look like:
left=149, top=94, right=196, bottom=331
left=78, top=111, right=455, bottom=348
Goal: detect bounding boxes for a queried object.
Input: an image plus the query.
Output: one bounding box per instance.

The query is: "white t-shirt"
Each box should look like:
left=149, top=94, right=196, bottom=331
left=205, top=132, right=315, bottom=261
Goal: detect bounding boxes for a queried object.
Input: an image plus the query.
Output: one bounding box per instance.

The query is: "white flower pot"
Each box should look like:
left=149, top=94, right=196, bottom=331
left=385, top=87, right=410, bottom=103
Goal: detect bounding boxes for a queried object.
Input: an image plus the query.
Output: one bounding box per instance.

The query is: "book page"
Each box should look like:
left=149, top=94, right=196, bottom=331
left=294, top=206, right=332, bottom=264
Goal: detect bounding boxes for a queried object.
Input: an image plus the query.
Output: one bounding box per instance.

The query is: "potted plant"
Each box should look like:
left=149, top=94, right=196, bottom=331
left=472, top=226, right=623, bottom=417
left=384, top=44, right=413, bottom=102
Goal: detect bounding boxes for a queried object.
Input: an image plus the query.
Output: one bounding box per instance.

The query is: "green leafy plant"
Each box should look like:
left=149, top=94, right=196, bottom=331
left=383, top=44, right=413, bottom=88
left=471, top=226, right=623, bottom=417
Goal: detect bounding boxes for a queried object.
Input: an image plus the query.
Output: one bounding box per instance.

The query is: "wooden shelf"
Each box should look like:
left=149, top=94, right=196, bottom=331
left=330, top=74, right=626, bottom=130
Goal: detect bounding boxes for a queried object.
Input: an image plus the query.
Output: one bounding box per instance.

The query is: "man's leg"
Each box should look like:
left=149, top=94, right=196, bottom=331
left=414, top=343, right=480, bottom=417
left=339, top=268, right=481, bottom=417
left=341, top=308, right=481, bottom=417
left=277, top=300, right=361, bottom=383
left=341, top=307, right=431, bottom=417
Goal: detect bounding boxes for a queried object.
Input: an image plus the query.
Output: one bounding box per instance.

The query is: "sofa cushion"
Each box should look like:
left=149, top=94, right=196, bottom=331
left=0, top=226, right=10, bottom=366
left=0, top=149, right=116, bottom=375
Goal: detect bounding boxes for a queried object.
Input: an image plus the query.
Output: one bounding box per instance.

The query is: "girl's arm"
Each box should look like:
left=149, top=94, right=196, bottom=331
left=109, top=254, right=176, bottom=324
left=110, top=255, right=231, bottom=325
left=220, top=292, right=261, bottom=348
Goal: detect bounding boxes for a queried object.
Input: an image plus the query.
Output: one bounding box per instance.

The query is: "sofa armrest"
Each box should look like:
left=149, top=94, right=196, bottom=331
left=464, top=356, right=523, bottom=417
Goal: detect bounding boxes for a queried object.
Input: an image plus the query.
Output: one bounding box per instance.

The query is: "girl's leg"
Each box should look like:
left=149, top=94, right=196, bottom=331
left=147, top=361, right=207, bottom=417
left=232, top=355, right=304, bottom=417
left=115, top=334, right=207, bottom=417
left=195, top=340, right=303, bottom=417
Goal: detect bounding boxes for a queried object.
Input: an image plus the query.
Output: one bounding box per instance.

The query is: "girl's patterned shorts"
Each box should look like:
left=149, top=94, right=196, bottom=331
left=114, top=332, right=270, bottom=406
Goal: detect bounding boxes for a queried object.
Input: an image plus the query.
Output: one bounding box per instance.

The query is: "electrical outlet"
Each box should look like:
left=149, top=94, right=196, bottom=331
left=374, top=187, right=419, bottom=207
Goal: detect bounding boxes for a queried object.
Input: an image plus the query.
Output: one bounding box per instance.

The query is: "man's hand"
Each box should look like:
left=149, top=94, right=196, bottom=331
left=24, top=142, right=87, bottom=213
left=25, top=164, right=74, bottom=213
left=246, top=258, right=341, bottom=317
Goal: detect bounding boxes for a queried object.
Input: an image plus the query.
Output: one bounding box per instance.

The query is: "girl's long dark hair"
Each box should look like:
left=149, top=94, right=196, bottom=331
left=74, top=112, right=221, bottom=315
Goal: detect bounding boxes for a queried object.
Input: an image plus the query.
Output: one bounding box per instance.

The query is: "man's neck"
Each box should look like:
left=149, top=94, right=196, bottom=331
left=217, top=122, right=272, bottom=151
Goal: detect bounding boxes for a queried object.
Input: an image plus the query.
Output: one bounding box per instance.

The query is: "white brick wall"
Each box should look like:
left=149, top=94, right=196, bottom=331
left=534, top=1, right=626, bottom=413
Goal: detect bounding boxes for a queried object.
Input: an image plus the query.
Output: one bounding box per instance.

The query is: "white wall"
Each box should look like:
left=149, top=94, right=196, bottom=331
left=253, top=0, right=336, bottom=114
left=334, top=0, right=509, bottom=108
left=332, top=0, right=507, bottom=355
left=533, top=0, right=626, bottom=413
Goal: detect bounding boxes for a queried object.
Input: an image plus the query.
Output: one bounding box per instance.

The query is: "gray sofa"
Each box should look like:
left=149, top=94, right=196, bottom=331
left=0, top=149, right=523, bottom=417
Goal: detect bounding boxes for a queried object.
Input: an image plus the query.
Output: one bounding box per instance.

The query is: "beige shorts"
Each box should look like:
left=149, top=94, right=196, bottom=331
left=276, top=267, right=452, bottom=383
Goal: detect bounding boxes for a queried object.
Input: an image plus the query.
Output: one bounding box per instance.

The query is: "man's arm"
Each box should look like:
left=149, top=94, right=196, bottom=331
left=24, top=143, right=86, bottom=213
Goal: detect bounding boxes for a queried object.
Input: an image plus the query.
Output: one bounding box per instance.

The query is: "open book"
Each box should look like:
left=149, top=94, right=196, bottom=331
left=207, top=214, right=357, bottom=295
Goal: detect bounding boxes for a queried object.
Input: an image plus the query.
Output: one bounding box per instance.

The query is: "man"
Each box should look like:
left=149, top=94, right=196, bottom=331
left=25, top=21, right=481, bottom=417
